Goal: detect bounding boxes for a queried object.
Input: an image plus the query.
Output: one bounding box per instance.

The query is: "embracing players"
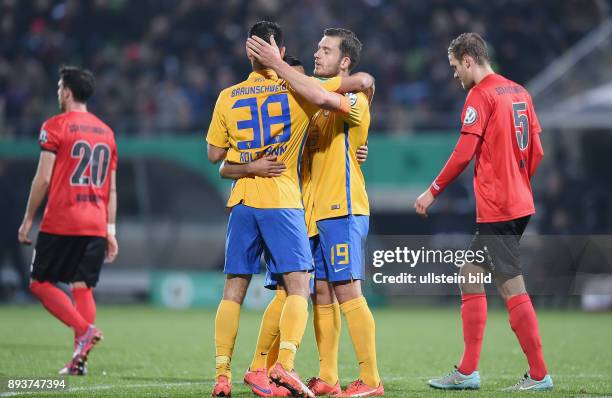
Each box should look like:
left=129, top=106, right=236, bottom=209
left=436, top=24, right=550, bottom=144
left=18, top=66, right=118, bottom=376
left=206, top=21, right=374, bottom=398
left=414, top=33, right=552, bottom=391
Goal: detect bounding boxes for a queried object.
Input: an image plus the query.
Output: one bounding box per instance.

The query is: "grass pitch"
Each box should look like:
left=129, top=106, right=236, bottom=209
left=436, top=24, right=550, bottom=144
left=0, top=304, right=611, bottom=397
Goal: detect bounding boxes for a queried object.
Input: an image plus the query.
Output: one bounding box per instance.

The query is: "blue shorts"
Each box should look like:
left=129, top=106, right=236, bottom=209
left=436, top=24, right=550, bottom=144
left=315, top=215, right=369, bottom=282
left=265, top=236, right=321, bottom=291
left=225, top=204, right=313, bottom=278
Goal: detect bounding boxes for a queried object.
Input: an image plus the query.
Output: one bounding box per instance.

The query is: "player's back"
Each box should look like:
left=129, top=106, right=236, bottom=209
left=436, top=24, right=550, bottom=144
left=209, top=69, right=339, bottom=209
left=39, top=111, right=117, bottom=237
left=471, top=73, right=541, bottom=222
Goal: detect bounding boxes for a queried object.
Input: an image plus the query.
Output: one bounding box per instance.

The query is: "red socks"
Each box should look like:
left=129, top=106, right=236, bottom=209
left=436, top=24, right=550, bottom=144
left=72, top=287, right=96, bottom=324
left=456, top=292, right=547, bottom=380
left=506, top=294, right=548, bottom=380
left=30, top=281, right=89, bottom=336
left=458, top=293, right=487, bottom=375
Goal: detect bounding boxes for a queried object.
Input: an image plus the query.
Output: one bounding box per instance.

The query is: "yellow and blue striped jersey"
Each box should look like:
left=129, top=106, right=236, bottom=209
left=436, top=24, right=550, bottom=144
left=206, top=69, right=342, bottom=209
left=310, top=91, right=370, bottom=221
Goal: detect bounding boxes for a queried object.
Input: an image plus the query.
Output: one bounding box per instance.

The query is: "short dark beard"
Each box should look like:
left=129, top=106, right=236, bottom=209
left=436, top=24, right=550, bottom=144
left=313, top=61, right=341, bottom=78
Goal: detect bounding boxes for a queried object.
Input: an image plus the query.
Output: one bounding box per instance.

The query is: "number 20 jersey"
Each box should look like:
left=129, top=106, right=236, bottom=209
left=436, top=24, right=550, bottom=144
left=39, top=111, right=118, bottom=237
left=206, top=69, right=341, bottom=209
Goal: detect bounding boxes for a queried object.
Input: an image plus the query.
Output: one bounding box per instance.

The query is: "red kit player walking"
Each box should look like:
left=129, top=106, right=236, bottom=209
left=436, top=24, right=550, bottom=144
left=414, top=33, right=553, bottom=392
left=18, top=66, right=118, bottom=376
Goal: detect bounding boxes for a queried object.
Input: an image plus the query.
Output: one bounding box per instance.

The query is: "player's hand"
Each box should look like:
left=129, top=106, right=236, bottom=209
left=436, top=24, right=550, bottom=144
left=105, top=234, right=119, bottom=263
left=18, top=218, right=33, bottom=245
left=414, top=189, right=435, bottom=218
left=246, top=35, right=283, bottom=69
left=356, top=145, right=368, bottom=164
left=247, top=155, right=286, bottom=177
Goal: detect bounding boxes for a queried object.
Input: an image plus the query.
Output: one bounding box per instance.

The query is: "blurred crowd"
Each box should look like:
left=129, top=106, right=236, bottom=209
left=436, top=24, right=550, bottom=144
left=0, top=0, right=608, bottom=137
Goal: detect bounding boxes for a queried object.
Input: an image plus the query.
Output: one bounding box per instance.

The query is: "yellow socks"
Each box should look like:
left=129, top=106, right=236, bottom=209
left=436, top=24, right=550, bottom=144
left=266, top=335, right=280, bottom=371
left=250, top=289, right=287, bottom=370
left=277, top=294, right=309, bottom=371
left=314, top=302, right=341, bottom=385
left=214, top=299, right=241, bottom=381
left=341, top=296, right=380, bottom=387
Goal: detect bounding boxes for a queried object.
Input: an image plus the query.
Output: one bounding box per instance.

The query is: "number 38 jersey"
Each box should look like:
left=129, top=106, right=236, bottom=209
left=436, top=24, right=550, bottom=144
left=39, top=111, right=118, bottom=237
left=206, top=69, right=342, bottom=209
left=460, top=73, right=542, bottom=223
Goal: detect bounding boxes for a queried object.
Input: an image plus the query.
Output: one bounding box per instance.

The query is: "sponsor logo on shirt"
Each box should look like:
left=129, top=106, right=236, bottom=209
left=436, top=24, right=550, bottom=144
left=463, top=106, right=478, bottom=125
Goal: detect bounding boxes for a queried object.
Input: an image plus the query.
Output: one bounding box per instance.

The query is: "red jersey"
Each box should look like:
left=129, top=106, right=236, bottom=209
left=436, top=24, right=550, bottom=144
left=460, top=73, right=542, bottom=223
left=39, top=111, right=117, bottom=237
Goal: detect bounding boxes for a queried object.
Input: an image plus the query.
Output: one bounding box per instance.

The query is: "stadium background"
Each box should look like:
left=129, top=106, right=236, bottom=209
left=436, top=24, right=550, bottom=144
left=1, top=1, right=611, bottom=397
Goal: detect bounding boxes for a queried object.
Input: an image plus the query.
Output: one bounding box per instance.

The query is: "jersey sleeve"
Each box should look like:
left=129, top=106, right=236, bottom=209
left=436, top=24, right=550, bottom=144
left=528, top=96, right=542, bottom=135
left=460, top=88, right=491, bottom=136
left=110, top=135, right=118, bottom=171
left=39, top=118, right=62, bottom=153
left=341, top=92, right=369, bottom=126
left=206, top=92, right=230, bottom=149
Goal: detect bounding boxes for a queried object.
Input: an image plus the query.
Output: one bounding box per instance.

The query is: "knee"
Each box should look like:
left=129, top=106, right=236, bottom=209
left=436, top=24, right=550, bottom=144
left=223, top=286, right=247, bottom=304
left=334, top=281, right=362, bottom=304
left=310, top=280, right=333, bottom=304
left=459, top=282, right=485, bottom=294
left=283, top=272, right=310, bottom=297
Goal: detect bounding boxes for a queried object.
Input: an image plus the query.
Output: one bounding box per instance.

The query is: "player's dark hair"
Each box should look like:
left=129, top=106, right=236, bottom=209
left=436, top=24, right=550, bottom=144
left=249, top=21, right=284, bottom=47
left=59, top=66, right=95, bottom=103
left=323, top=28, right=362, bottom=71
left=283, top=54, right=302, bottom=67
left=448, top=32, right=490, bottom=65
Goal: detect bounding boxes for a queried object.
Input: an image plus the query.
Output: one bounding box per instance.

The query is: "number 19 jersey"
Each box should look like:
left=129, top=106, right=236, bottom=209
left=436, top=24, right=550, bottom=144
left=206, top=69, right=342, bottom=209
left=39, top=111, right=118, bottom=237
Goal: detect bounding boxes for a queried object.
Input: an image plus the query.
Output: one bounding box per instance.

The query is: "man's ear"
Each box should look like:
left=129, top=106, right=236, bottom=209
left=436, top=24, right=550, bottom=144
left=340, top=56, right=352, bottom=71
left=63, top=87, right=73, bottom=102
left=463, top=55, right=473, bottom=69
left=280, top=46, right=286, bottom=59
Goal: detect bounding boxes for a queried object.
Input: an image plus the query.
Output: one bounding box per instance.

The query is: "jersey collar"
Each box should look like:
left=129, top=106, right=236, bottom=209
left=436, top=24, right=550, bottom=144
left=249, top=69, right=278, bottom=80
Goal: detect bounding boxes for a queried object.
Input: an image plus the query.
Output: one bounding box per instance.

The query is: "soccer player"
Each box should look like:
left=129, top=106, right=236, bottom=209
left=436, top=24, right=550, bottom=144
left=414, top=33, right=552, bottom=391
left=249, top=29, right=382, bottom=397
left=18, top=66, right=118, bottom=376
left=206, top=21, right=373, bottom=398
left=219, top=54, right=371, bottom=398
left=301, top=28, right=381, bottom=398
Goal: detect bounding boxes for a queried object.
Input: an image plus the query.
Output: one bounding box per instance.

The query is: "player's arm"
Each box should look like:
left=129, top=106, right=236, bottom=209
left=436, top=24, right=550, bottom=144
left=529, top=132, right=544, bottom=178
left=246, top=36, right=350, bottom=113
left=219, top=156, right=286, bottom=179
left=208, top=143, right=227, bottom=164
left=206, top=93, right=230, bottom=164
left=105, top=170, right=119, bottom=263
left=18, top=151, right=56, bottom=245
left=414, top=133, right=481, bottom=217
left=336, top=73, right=375, bottom=95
